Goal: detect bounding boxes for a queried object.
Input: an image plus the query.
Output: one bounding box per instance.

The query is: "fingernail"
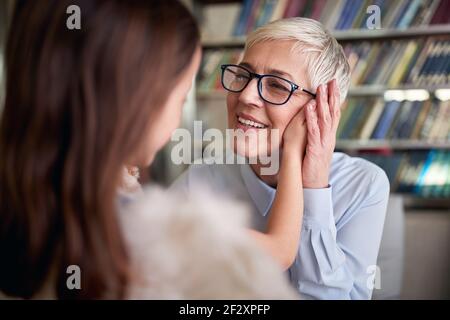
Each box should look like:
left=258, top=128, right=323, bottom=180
left=308, top=104, right=314, bottom=111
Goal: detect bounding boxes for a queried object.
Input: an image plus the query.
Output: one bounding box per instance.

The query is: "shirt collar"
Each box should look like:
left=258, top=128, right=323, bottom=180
left=240, top=164, right=276, bottom=217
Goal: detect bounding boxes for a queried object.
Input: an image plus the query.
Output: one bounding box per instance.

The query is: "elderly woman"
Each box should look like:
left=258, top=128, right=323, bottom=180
left=172, top=17, right=390, bottom=300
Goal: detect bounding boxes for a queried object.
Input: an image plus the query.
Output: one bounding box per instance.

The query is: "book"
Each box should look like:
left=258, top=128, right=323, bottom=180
left=430, top=0, right=450, bottom=24
left=436, top=101, right=450, bottom=140
left=410, top=100, right=432, bottom=139
left=337, top=99, right=357, bottom=138
left=383, top=1, right=406, bottom=28
left=388, top=41, right=419, bottom=86
left=371, top=100, right=402, bottom=139
left=388, top=101, right=413, bottom=139
left=398, top=100, right=422, bottom=139
left=334, top=0, right=353, bottom=30
left=269, top=0, right=290, bottom=21
left=358, top=99, right=385, bottom=140
left=245, top=0, right=263, bottom=35
left=419, top=100, right=440, bottom=140
left=255, top=0, right=277, bottom=28
left=397, top=0, right=422, bottom=29
left=233, top=0, right=254, bottom=36
left=283, top=0, right=306, bottom=18
left=202, top=3, right=241, bottom=40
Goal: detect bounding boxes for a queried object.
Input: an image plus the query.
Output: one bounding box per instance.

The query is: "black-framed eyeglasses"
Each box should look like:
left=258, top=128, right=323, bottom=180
left=220, top=64, right=316, bottom=105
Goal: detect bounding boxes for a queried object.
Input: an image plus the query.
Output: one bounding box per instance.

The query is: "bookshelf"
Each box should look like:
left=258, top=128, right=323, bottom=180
left=202, top=24, right=450, bottom=48
left=192, top=0, right=450, bottom=209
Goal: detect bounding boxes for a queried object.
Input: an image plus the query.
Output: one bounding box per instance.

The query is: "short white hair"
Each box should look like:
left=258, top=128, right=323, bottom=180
left=245, top=17, right=351, bottom=102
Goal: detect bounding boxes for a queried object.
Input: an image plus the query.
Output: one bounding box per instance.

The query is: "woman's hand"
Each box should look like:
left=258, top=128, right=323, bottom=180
left=282, top=100, right=312, bottom=160
left=303, top=79, right=341, bottom=189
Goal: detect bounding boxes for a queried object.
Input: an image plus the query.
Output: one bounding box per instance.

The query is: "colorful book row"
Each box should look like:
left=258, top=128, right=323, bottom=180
left=358, top=150, right=450, bottom=198
left=201, top=0, right=450, bottom=38
left=337, top=98, right=450, bottom=141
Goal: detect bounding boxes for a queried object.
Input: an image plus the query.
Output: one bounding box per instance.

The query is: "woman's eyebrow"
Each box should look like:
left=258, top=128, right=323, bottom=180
left=240, top=62, right=294, bottom=80
left=266, top=68, right=294, bottom=81
left=239, top=62, right=254, bottom=70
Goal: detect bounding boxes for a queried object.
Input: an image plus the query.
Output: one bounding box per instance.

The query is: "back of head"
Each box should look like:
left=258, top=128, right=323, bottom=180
left=0, top=0, right=199, bottom=299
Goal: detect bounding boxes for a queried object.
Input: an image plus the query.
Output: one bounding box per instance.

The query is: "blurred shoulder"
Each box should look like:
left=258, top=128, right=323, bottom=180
left=119, top=186, right=298, bottom=299
left=170, top=159, right=247, bottom=196
left=120, top=185, right=252, bottom=234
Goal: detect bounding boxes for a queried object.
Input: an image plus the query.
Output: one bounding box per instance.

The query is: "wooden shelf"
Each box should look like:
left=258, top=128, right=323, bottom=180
left=400, top=195, right=450, bottom=210
left=202, top=25, right=450, bottom=48
left=333, top=24, right=450, bottom=41
left=336, top=140, right=450, bottom=150
left=348, top=85, right=450, bottom=96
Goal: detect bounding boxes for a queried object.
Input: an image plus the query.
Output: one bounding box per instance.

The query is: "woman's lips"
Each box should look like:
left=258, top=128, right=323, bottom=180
left=235, top=113, right=269, bottom=131
left=235, top=121, right=260, bottom=132
left=237, top=112, right=269, bottom=126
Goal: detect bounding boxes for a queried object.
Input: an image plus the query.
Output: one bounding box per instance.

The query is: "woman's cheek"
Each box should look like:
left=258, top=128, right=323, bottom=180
left=226, top=95, right=237, bottom=127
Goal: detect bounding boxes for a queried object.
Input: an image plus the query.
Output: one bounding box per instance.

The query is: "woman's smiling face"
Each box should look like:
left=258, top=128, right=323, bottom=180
left=226, top=40, right=314, bottom=159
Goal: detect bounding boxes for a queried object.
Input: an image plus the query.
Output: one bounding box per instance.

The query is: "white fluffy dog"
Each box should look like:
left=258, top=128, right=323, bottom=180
left=121, top=185, right=299, bottom=299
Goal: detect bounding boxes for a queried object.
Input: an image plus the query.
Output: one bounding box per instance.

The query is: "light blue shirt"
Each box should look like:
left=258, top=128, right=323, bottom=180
left=171, top=152, right=390, bottom=300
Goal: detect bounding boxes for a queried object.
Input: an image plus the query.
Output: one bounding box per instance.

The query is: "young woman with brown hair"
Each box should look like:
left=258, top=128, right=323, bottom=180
left=0, top=0, right=306, bottom=299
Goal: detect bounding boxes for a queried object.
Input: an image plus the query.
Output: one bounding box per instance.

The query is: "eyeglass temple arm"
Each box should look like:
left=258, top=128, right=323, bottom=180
left=301, top=88, right=317, bottom=98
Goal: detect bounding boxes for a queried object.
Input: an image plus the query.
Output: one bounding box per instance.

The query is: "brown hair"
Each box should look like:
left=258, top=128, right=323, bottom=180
left=0, top=0, right=199, bottom=299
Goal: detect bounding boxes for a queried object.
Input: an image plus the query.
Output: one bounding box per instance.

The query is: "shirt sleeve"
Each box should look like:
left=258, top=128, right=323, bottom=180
left=291, top=169, right=390, bottom=300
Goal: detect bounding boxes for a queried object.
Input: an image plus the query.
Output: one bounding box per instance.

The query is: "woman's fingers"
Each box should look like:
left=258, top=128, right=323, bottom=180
left=305, top=100, right=320, bottom=146
left=328, top=80, right=336, bottom=116
left=329, top=79, right=341, bottom=133
left=316, top=84, right=332, bottom=136
left=316, top=80, right=341, bottom=142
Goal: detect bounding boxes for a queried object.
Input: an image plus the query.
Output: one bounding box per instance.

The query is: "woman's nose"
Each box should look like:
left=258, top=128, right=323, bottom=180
left=238, top=78, right=264, bottom=108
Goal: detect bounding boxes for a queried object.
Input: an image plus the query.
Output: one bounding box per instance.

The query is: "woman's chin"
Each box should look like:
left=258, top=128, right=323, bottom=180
left=235, top=143, right=282, bottom=164
left=233, top=143, right=264, bottom=160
